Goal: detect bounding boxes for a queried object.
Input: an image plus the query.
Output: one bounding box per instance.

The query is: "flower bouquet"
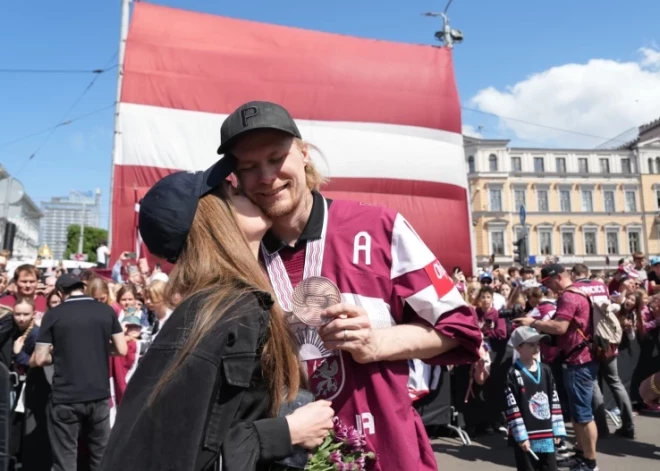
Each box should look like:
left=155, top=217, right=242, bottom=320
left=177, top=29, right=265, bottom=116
left=274, top=417, right=376, bottom=471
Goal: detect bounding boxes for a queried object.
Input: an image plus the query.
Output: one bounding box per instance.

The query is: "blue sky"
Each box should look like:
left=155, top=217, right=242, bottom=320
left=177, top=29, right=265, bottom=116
left=1, top=0, right=659, bottom=229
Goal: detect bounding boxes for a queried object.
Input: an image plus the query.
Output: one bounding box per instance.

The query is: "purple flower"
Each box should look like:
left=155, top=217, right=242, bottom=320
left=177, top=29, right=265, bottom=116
left=355, top=455, right=366, bottom=470
left=329, top=451, right=342, bottom=465
left=346, top=426, right=366, bottom=452
left=333, top=417, right=348, bottom=441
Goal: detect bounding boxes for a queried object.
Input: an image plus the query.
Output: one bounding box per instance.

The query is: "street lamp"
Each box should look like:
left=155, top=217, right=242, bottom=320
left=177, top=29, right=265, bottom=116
left=70, top=190, right=88, bottom=257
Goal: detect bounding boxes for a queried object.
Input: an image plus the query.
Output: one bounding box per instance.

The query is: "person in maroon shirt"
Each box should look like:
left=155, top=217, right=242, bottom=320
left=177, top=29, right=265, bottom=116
left=0, top=264, right=47, bottom=314
left=571, top=264, right=635, bottom=439
left=216, top=101, right=481, bottom=471
left=514, top=264, right=599, bottom=471
left=475, top=286, right=507, bottom=343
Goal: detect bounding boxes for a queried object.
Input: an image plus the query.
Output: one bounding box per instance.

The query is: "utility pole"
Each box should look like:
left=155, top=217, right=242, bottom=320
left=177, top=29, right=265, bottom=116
left=71, top=190, right=88, bottom=257
left=108, top=0, right=132, bottom=249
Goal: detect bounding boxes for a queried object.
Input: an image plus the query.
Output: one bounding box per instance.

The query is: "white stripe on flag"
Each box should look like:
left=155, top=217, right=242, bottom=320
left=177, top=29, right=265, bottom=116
left=118, top=103, right=467, bottom=189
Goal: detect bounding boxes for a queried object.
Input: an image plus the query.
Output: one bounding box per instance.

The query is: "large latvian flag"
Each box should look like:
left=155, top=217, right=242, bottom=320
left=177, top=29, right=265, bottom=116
left=111, top=2, right=473, bottom=273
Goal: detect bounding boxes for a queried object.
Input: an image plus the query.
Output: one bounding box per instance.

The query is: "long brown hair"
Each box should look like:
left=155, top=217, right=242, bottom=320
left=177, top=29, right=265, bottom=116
left=150, top=186, right=301, bottom=415
left=86, top=277, right=112, bottom=305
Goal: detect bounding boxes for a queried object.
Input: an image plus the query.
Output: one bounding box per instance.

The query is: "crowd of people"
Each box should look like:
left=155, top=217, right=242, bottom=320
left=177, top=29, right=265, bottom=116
left=443, top=255, right=660, bottom=471
left=0, top=254, right=174, bottom=470
left=0, top=100, right=658, bottom=471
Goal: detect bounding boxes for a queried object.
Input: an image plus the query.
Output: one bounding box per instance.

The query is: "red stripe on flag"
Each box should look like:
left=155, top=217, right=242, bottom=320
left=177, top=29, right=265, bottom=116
left=122, top=3, right=461, bottom=132
left=111, top=165, right=471, bottom=275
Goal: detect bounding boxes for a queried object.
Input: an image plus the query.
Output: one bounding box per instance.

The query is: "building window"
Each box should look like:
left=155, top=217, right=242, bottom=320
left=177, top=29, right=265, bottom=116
left=628, top=229, right=641, bottom=254
left=489, top=189, right=502, bottom=211
left=656, top=190, right=660, bottom=210
left=489, top=154, right=498, bottom=172
left=604, top=190, right=615, bottom=212
left=511, top=157, right=522, bottom=172
left=560, top=190, right=571, bottom=212
left=649, top=158, right=655, bottom=174
left=514, top=189, right=526, bottom=212
left=625, top=191, right=637, bottom=212
left=584, top=231, right=597, bottom=255
left=606, top=231, right=619, bottom=254
left=534, top=157, right=545, bottom=173
left=578, top=158, right=589, bottom=173
left=581, top=190, right=593, bottom=212
left=621, top=158, right=632, bottom=174
left=468, top=156, right=475, bottom=173
left=600, top=158, right=610, bottom=174
left=537, top=190, right=549, bottom=212
left=656, top=157, right=660, bottom=173
left=556, top=158, right=566, bottom=173
left=562, top=232, right=575, bottom=255
left=539, top=229, right=552, bottom=256
left=491, top=231, right=505, bottom=255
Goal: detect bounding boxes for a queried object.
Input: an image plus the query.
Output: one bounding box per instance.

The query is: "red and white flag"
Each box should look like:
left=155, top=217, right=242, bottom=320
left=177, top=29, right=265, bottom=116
left=111, top=2, right=472, bottom=272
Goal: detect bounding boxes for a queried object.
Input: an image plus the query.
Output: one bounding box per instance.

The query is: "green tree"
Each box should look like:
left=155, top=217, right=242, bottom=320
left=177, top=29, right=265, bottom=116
left=64, top=225, right=108, bottom=263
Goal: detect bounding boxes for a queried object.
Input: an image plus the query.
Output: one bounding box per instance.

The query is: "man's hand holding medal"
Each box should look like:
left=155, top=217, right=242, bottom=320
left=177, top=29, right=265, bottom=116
left=291, top=277, right=377, bottom=364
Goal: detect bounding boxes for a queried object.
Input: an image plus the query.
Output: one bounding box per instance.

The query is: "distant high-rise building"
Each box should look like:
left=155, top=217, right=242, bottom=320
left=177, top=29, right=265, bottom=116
left=40, top=189, right=102, bottom=260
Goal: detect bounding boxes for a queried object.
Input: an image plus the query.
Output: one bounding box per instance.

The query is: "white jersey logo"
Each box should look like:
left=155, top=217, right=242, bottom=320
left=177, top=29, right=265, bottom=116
left=356, top=412, right=375, bottom=435
left=353, top=231, right=372, bottom=266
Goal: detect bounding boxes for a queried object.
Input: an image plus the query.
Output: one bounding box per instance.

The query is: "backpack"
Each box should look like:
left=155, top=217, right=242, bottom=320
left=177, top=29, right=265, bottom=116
left=564, top=287, right=622, bottom=362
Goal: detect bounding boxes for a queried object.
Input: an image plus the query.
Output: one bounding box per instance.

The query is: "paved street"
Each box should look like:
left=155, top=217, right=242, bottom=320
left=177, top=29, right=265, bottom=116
left=433, top=415, right=659, bottom=470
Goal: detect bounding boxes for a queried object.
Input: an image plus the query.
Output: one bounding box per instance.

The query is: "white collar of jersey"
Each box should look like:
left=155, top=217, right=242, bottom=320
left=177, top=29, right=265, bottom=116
left=65, top=295, right=94, bottom=302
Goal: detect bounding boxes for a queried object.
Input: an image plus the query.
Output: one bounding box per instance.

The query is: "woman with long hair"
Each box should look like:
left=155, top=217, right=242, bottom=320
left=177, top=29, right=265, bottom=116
left=100, top=171, right=334, bottom=471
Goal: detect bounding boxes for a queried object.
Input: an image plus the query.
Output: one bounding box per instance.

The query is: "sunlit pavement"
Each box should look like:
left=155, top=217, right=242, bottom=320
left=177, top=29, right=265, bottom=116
left=433, top=415, right=660, bottom=470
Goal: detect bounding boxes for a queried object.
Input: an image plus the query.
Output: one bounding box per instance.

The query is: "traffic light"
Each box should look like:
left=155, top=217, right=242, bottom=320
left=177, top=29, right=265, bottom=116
left=513, top=235, right=528, bottom=266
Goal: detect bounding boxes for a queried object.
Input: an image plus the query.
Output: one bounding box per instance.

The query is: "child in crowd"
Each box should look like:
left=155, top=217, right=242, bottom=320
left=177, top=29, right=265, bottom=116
left=505, top=327, right=566, bottom=471
left=109, top=315, right=142, bottom=427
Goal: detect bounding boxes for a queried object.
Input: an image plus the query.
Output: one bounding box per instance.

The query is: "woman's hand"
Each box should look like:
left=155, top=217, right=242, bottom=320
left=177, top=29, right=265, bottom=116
left=286, top=400, right=335, bottom=449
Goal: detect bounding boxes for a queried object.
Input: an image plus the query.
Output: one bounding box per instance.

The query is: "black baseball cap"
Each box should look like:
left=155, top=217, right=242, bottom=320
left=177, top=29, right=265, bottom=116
left=217, top=101, right=302, bottom=155
left=138, top=166, right=231, bottom=263
left=540, top=263, right=565, bottom=283
left=55, top=273, right=84, bottom=292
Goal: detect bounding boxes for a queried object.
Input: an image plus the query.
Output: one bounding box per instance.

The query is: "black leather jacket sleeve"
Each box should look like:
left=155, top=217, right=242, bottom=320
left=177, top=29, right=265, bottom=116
left=219, top=417, right=292, bottom=471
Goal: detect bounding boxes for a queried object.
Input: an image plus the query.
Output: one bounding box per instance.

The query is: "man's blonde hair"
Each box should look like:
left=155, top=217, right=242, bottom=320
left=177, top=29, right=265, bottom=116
left=295, top=139, right=328, bottom=191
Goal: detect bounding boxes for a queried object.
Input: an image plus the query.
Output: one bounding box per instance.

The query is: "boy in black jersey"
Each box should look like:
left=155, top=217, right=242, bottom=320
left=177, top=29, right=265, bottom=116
left=505, top=327, right=566, bottom=471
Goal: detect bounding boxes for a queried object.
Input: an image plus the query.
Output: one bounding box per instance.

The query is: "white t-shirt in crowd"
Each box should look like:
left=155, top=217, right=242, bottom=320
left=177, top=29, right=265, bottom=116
left=493, top=292, right=507, bottom=311
left=96, top=245, right=110, bottom=264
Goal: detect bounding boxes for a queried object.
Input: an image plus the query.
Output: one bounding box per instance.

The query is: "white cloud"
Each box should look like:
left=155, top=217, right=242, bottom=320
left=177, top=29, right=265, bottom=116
left=469, top=47, right=660, bottom=148
left=462, top=124, right=483, bottom=138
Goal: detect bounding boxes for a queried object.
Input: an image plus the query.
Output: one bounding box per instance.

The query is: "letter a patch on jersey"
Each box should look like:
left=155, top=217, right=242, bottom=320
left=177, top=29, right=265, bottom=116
left=423, top=260, right=454, bottom=298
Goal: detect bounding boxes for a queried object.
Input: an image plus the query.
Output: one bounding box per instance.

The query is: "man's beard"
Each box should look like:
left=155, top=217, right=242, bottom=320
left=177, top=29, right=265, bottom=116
left=255, top=184, right=300, bottom=219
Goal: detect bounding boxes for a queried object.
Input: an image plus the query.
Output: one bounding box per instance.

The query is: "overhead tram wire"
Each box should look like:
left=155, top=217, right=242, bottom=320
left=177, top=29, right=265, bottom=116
left=11, top=51, right=119, bottom=177
left=0, top=104, right=115, bottom=151
left=461, top=106, right=633, bottom=146
left=0, top=66, right=116, bottom=74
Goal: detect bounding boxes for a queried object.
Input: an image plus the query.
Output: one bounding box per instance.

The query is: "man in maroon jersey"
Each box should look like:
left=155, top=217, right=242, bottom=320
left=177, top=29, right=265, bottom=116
left=571, top=264, right=635, bottom=439
left=514, top=264, right=599, bottom=471
left=0, top=264, right=47, bottom=314
left=213, top=101, right=481, bottom=470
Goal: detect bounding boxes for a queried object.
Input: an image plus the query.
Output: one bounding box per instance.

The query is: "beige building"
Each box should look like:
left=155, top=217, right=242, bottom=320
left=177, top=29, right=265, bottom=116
left=465, top=132, right=652, bottom=269
left=622, top=119, right=660, bottom=256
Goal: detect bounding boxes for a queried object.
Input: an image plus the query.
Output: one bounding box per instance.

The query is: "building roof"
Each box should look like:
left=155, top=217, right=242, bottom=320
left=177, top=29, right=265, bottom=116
left=617, top=116, right=660, bottom=150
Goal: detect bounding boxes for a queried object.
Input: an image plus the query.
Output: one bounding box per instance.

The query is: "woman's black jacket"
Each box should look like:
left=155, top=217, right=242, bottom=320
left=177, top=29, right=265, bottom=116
left=99, top=289, right=294, bottom=471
